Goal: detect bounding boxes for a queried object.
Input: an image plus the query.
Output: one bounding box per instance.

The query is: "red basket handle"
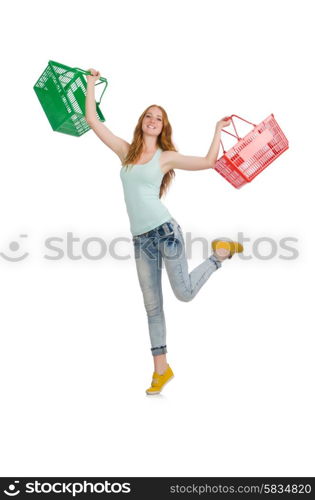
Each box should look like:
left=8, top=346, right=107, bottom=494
left=220, top=114, right=257, bottom=153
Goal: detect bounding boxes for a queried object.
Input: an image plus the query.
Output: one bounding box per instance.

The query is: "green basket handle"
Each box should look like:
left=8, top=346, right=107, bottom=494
left=72, top=66, right=108, bottom=83
left=48, top=61, right=108, bottom=106
left=72, top=67, right=108, bottom=106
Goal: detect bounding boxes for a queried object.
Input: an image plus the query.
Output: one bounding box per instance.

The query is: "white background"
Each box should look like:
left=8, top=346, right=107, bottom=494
left=1, top=0, right=314, bottom=477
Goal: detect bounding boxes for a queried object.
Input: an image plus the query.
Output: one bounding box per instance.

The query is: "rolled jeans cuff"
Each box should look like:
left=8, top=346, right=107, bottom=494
left=151, top=345, right=167, bottom=356
left=209, top=254, right=223, bottom=269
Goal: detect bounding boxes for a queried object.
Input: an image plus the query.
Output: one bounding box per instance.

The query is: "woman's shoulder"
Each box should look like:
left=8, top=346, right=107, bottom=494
left=160, top=149, right=179, bottom=174
left=160, top=149, right=179, bottom=162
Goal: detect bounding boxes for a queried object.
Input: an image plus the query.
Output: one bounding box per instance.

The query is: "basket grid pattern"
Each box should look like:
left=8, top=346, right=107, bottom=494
left=34, top=61, right=106, bottom=136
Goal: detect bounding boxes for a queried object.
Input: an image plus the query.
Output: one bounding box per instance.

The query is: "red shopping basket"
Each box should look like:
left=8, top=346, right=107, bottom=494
left=214, top=114, right=289, bottom=188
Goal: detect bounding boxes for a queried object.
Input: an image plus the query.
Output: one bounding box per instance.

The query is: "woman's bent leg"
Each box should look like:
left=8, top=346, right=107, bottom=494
left=159, top=220, right=222, bottom=302
left=133, top=236, right=168, bottom=356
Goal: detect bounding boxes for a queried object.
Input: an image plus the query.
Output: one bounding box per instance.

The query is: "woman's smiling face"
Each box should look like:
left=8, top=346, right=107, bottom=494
left=142, top=106, right=163, bottom=136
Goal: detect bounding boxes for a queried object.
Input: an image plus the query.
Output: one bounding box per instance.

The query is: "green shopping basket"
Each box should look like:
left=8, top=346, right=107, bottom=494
left=33, top=60, right=108, bottom=137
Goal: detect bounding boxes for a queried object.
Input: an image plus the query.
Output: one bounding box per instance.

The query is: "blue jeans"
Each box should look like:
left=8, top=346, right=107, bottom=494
left=132, top=217, right=222, bottom=356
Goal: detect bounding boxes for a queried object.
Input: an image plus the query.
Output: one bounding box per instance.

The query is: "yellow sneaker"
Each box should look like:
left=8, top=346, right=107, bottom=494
left=146, top=365, right=174, bottom=395
left=211, top=238, right=244, bottom=259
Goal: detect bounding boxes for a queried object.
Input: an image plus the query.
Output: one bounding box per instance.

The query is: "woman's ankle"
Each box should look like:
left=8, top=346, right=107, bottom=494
left=154, top=354, right=168, bottom=374
left=154, top=363, right=168, bottom=375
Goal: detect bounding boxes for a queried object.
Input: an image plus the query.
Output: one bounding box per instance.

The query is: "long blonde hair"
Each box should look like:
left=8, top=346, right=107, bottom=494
left=121, top=104, right=177, bottom=198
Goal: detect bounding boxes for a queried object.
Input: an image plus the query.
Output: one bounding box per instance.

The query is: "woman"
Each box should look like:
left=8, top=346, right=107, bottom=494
left=85, top=68, right=243, bottom=395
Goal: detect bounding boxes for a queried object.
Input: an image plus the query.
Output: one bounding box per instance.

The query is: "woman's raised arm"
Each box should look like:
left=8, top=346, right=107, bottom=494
left=85, top=69, right=130, bottom=163
left=162, top=117, right=232, bottom=172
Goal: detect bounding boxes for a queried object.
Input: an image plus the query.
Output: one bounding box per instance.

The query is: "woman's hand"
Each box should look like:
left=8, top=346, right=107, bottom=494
left=86, top=68, right=101, bottom=84
left=216, top=116, right=232, bottom=131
